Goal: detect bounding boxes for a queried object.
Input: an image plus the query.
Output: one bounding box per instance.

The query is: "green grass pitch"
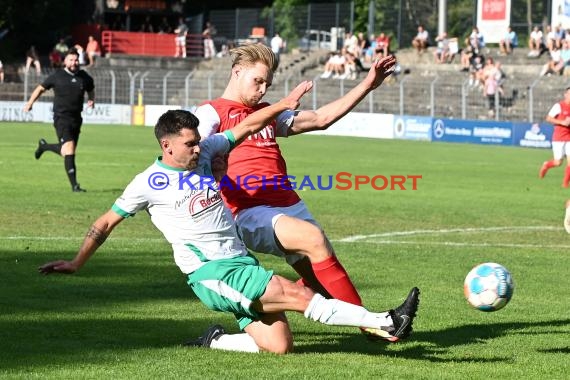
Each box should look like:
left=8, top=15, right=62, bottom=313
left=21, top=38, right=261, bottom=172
left=1, top=122, right=569, bottom=379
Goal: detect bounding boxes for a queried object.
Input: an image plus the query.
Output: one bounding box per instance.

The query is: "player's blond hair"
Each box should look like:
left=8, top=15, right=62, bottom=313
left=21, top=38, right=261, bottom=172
left=230, top=43, right=278, bottom=72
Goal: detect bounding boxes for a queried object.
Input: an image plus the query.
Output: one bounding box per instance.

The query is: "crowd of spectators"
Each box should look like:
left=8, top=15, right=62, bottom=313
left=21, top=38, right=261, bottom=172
left=45, top=35, right=101, bottom=69
left=320, top=31, right=391, bottom=80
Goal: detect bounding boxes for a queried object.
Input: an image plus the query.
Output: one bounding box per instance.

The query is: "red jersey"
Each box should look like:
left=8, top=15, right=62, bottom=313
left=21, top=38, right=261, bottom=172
left=195, top=98, right=300, bottom=215
left=550, top=101, right=570, bottom=141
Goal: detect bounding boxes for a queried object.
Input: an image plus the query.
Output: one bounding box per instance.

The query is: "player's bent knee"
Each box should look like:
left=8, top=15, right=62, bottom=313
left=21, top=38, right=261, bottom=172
left=258, top=337, right=293, bottom=354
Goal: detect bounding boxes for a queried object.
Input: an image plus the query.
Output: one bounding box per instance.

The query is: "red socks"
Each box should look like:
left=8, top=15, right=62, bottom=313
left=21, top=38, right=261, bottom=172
left=539, top=160, right=557, bottom=178
left=563, top=166, right=570, bottom=188
left=310, top=256, right=362, bottom=306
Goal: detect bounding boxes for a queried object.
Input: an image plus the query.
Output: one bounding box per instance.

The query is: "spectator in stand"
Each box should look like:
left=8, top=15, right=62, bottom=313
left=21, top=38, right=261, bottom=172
left=364, top=34, right=377, bottom=63
left=49, top=48, right=62, bottom=68
left=85, top=35, right=102, bottom=67
left=478, top=57, right=500, bottom=89
left=483, top=65, right=499, bottom=118
left=139, top=16, right=154, bottom=33
left=555, top=24, right=566, bottom=49
left=375, top=32, right=390, bottom=57
left=460, top=38, right=474, bottom=72
left=270, top=32, right=284, bottom=65
left=545, top=25, right=556, bottom=52
left=528, top=26, right=544, bottom=57
left=499, top=26, right=518, bottom=55
left=174, top=17, right=188, bottom=58
left=74, top=44, right=87, bottom=66
left=547, top=39, right=570, bottom=76
left=54, top=38, right=69, bottom=60
left=357, top=32, right=369, bottom=60
left=540, top=44, right=563, bottom=76
left=412, top=25, right=429, bottom=54
left=469, top=26, right=485, bottom=54
left=343, top=31, right=360, bottom=58
left=559, top=39, right=570, bottom=72
left=341, top=47, right=357, bottom=80
left=202, top=21, right=217, bottom=59
left=494, top=60, right=507, bottom=93
left=320, top=51, right=345, bottom=79
left=468, top=55, right=484, bottom=87
left=25, top=45, right=41, bottom=75
left=0, top=60, right=4, bottom=83
left=433, top=32, right=450, bottom=64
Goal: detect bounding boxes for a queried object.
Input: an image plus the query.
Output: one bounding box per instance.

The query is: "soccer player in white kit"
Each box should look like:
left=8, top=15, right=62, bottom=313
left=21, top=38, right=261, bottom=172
left=38, top=83, right=419, bottom=354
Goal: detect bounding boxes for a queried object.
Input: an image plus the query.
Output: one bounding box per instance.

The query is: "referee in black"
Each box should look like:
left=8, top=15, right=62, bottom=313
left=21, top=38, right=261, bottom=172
left=24, top=48, right=95, bottom=192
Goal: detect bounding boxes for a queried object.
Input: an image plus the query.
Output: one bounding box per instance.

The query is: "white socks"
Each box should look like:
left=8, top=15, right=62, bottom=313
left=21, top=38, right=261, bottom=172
left=207, top=294, right=395, bottom=353
left=304, top=293, right=393, bottom=329
left=209, top=333, right=260, bottom=353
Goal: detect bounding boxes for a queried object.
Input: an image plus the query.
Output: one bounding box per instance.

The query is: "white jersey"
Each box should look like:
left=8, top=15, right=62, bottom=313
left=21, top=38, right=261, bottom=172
left=112, top=131, right=248, bottom=274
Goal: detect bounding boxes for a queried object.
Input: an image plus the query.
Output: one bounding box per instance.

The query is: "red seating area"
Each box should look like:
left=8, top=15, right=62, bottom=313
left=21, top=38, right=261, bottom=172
left=124, top=0, right=166, bottom=10
left=102, top=31, right=204, bottom=57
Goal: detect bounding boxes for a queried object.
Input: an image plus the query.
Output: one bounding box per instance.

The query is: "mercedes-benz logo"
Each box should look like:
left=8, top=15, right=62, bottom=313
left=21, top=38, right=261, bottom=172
left=433, top=119, right=445, bottom=139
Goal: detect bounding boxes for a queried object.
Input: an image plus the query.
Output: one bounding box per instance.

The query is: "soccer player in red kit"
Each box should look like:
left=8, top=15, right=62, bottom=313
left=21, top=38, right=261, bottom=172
left=540, top=87, right=570, bottom=187
left=194, top=43, right=418, bottom=342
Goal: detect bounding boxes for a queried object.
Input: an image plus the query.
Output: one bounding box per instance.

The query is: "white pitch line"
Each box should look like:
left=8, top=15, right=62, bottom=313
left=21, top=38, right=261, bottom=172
left=330, top=239, right=570, bottom=249
left=2, top=226, right=564, bottom=249
left=335, top=226, right=559, bottom=243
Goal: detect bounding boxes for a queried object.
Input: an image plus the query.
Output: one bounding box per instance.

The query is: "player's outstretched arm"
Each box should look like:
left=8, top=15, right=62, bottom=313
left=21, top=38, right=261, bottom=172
left=230, top=80, right=313, bottom=144
left=288, top=55, right=396, bottom=135
left=38, top=210, right=124, bottom=275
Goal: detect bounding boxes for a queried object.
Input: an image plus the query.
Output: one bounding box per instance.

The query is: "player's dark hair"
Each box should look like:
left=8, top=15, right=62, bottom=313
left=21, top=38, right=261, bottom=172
left=154, top=109, right=199, bottom=141
left=66, top=48, right=79, bottom=58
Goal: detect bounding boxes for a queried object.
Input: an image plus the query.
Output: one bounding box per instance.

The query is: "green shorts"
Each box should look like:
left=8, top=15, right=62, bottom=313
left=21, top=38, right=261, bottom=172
left=187, top=254, right=273, bottom=330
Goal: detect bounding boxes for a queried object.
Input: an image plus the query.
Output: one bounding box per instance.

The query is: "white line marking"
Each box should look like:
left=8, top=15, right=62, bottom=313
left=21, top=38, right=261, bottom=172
left=334, top=226, right=559, bottom=243
left=2, top=226, right=564, bottom=249
left=331, top=240, right=570, bottom=249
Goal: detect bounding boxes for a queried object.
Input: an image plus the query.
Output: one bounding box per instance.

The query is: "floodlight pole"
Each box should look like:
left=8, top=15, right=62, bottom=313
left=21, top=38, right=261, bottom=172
left=438, top=0, right=448, bottom=35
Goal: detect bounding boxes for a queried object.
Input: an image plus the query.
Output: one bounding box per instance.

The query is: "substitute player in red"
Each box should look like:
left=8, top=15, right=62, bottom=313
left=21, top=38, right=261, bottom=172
left=540, top=87, right=570, bottom=187
left=194, top=43, right=416, bottom=342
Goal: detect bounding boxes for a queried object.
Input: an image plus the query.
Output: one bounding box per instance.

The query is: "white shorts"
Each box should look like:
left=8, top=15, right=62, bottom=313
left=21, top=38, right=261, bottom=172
left=175, top=36, right=186, bottom=45
left=552, top=141, right=570, bottom=160
left=235, top=200, right=320, bottom=265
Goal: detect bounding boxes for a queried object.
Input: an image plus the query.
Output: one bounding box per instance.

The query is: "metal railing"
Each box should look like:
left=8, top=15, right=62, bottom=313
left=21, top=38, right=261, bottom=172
left=7, top=66, right=568, bottom=123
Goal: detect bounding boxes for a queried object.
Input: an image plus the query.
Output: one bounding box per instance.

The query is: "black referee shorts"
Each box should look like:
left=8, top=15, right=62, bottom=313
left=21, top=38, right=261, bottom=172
left=54, top=115, right=82, bottom=145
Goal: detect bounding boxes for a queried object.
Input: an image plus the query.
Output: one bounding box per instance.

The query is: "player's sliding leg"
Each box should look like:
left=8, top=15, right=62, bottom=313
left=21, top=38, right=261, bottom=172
left=304, top=287, right=420, bottom=342
left=185, top=324, right=264, bottom=353
left=185, top=312, right=292, bottom=353
left=259, top=276, right=420, bottom=344
left=185, top=276, right=420, bottom=354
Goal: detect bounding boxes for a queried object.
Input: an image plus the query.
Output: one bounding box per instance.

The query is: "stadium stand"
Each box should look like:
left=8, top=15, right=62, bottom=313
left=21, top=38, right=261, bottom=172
left=0, top=44, right=563, bottom=123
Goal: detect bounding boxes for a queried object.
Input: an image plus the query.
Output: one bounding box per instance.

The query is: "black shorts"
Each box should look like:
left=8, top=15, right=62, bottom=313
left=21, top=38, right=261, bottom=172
left=54, top=115, right=82, bottom=144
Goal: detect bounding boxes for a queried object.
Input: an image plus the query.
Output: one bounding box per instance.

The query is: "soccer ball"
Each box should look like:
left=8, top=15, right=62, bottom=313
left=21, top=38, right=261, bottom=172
left=464, top=262, right=514, bottom=312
